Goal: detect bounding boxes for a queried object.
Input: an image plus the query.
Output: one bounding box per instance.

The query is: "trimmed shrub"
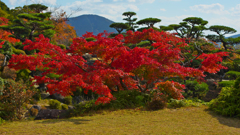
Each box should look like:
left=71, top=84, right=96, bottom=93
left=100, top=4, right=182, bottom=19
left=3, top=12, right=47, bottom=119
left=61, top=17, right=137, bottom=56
left=184, top=80, right=209, bottom=99
left=61, top=104, right=68, bottom=110
left=85, top=37, right=96, bottom=42
left=109, top=90, right=150, bottom=109
left=210, top=77, right=240, bottom=117
left=218, top=80, right=235, bottom=87
left=49, top=99, right=62, bottom=109
left=225, top=71, right=240, bottom=79
left=147, top=93, right=167, bottom=110
left=64, top=96, right=72, bottom=105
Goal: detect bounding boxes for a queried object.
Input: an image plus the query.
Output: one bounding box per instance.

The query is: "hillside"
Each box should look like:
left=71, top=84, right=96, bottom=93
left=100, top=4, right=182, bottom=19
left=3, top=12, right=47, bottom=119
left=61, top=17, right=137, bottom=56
left=66, top=14, right=117, bottom=37
left=227, top=34, right=240, bottom=38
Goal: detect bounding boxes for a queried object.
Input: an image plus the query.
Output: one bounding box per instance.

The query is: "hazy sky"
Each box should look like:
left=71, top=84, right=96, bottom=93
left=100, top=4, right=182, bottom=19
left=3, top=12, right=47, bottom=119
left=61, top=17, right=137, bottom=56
left=3, top=0, right=240, bottom=36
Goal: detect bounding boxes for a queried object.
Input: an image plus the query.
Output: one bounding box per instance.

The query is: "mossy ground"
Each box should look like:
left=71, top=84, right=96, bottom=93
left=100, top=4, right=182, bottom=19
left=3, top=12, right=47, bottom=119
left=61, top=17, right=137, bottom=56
left=0, top=106, right=240, bottom=135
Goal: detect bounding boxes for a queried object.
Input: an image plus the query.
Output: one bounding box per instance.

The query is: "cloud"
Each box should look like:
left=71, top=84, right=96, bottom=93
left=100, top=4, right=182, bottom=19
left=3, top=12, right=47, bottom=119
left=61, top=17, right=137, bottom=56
left=230, top=4, right=240, bottom=16
left=157, top=15, right=194, bottom=26
left=160, top=8, right=166, bottom=12
left=190, top=3, right=229, bottom=15
left=53, top=0, right=139, bottom=22
left=13, top=0, right=57, bottom=6
left=9, top=0, right=16, bottom=5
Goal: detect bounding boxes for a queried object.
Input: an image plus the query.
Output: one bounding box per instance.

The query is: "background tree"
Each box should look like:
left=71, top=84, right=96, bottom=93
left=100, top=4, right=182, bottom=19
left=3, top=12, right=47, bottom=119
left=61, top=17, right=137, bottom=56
left=0, top=4, right=55, bottom=42
left=136, top=17, right=161, bottom=28
left=206, top=25, right=237, bottom=50
left=162, top=17, right=208, bottom=41
left=109, top=23, right=130, bottom=34
left=122, top=11, right=138, bottom=31
left=51, top=11, right=77, bottom=46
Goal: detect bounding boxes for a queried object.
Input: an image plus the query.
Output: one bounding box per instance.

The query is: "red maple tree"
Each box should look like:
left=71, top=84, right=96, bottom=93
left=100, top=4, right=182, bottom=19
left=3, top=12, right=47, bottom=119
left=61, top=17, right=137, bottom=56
left=8, top=29, right=228, bottom=104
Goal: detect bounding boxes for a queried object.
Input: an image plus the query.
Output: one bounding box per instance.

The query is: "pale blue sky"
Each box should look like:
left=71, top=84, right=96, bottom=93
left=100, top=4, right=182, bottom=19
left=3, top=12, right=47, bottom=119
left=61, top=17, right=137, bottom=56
left=3, top=0, right=240, bottom=36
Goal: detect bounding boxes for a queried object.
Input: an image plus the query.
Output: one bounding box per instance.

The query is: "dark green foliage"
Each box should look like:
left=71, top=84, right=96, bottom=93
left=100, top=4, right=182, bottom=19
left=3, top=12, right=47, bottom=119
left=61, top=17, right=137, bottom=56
left=184, top=80, right=209, bottom=99
left=136, top=41, right=151, bottom=47
left=122, top=11, right=138, bottom=31
left=219, top=80, right=235, bottom=87
left=57, top=44, right=66, bottom=49
left=109, top=23, right=130, bottom=34
left=85, top=37, right=96, bottom=42
left=16, top=69, right=31, bottom=82
left=167, top=98, right=186, bottom=108
left=61, top=104, right=68, bottom=110
left=109, top=90, right=150, bottom=109
left=209, top=86, right=240, bottom=117
left=69, top=100, right=96, bottom=117
left=225, top=71, right=240, bottom=79
left=0, top=4, right=55, bottom=42
left=136, top=17, right=161, bottom=28
left=49, top=99, right=62, bottom=109
left=164, top=17, right=208, bottom=40
left=206, top=25, right=237, bottom=50
left=64, top=96, right=72, bottom=105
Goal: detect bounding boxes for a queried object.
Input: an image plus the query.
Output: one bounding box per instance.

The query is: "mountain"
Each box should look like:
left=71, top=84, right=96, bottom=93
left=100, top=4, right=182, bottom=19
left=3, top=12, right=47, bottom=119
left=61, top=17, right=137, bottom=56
left=227, top=34, right=240, bottom=38
left=66, top=14, right=117, bottom=37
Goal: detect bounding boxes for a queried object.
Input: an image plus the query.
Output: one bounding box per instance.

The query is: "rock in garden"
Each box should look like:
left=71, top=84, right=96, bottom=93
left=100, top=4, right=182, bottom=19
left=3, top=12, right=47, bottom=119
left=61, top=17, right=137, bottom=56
left=34, top=109, right=68, bottom=120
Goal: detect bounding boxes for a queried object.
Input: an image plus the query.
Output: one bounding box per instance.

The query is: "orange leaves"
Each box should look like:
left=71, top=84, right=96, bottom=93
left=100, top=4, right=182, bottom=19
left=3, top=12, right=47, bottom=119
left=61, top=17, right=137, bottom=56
left=155, top=81, right=185, bottom=100
left=0, top=17, right=20, bottom=44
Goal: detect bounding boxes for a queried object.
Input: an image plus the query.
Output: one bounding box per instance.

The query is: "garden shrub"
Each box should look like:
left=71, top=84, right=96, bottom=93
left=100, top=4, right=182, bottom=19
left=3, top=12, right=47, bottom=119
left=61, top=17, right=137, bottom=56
left=0, top=79, right=35, bottom=120
left=167, top=98, right=186, bottom=108
left=61, top=104, right=68, bottom=110
left=64, top=96, right=72, bottom=105
left=109, top=90, right=150, bottom=109
left=57, top=44, right=66, bottom=49
left=69, top=100, right=96, bottom=117
left=225, top=71, right=240, bottom=79
left=210, top=77, right=240, bottom=117
left=218, top=80, right=235, bottom=87
left=147, top=93, right=167, bottom=110
left=49, top=99, right=62, bottom=109
left=30, top=108, right=39, bottom=116
left=184, top=80, right=209, bottom=99
left=0, top=117, right=5, bottom=125
left=85, top=37, right=96, bottom=42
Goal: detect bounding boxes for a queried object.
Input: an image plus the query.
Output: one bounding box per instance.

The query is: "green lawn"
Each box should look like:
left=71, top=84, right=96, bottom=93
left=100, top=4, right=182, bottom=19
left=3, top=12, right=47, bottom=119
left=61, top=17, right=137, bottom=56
left=0, top=106, right=240, bottom=135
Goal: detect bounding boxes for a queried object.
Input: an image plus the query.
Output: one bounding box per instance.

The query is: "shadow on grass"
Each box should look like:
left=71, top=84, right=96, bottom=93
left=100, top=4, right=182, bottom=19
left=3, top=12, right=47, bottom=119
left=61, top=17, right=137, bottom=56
left=36, top=118, right=91, bottom=125
left=204, top=108, right=240, bottom=128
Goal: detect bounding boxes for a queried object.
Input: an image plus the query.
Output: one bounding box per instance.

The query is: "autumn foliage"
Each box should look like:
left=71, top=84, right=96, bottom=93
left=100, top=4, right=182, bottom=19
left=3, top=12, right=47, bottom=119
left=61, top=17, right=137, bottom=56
left=8, top=29, right=228, bottom=104
left=0, top=17, right=20, bottom=43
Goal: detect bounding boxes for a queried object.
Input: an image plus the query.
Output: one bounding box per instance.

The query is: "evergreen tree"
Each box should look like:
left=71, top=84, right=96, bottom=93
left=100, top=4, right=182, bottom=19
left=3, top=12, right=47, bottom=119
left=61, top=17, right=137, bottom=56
left=122, top=11, right=138, bottom=31
left=0, top=4, right=55, bottom=42
left=162, top=17, right=208, bottom=41
left=109, top=23, right=130, bottom=34
left=206, top=25, right=238, bottom=50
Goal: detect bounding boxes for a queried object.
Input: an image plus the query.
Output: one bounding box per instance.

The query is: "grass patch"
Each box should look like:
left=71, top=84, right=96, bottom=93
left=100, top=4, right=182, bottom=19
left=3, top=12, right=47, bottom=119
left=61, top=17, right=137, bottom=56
left=0, top=106, right=240, bottom=134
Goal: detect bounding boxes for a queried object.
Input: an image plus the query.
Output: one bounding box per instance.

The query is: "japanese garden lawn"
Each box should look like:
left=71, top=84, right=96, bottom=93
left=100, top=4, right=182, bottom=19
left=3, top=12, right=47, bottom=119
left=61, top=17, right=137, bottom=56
left=0, top=106, right=240, bottom=135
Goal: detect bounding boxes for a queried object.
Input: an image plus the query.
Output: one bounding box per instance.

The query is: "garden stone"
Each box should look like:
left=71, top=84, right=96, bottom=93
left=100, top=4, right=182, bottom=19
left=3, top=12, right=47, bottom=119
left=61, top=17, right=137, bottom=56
left=52, top=93, right=65, bottom=102
left=34, top=109, right=68, bottom=120
left=68, top=105, right=75, bottom=110
left=41, top=92, right=50, bottom=99
left=31, top=105, right=41, bottom=111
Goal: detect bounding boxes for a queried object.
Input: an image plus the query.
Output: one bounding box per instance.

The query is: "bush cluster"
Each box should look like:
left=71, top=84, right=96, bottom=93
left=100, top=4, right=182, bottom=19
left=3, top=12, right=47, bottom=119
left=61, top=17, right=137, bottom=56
left=183, top=80, right=209, bottom=99
left=209, top=77, right=240, bottom=117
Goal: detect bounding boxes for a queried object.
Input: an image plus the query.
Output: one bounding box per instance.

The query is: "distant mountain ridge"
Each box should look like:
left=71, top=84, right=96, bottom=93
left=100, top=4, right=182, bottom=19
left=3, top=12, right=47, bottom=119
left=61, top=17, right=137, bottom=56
left=227, top=34, right=240, bottom=38
left=66, top=14, right=117, bottom=37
